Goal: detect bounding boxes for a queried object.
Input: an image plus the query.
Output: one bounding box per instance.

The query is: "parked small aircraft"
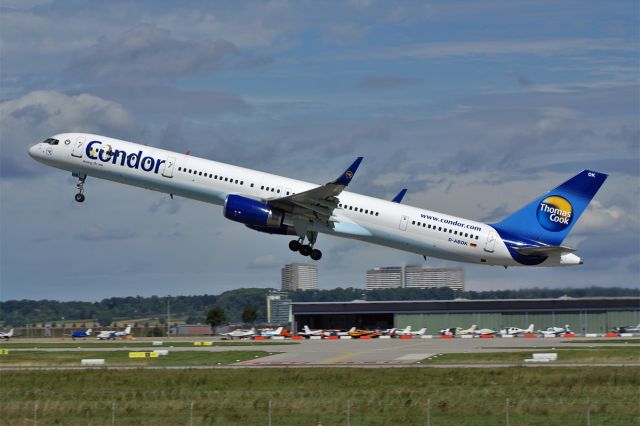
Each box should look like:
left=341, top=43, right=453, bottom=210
left=97, top=325, right=132, bottom=340
left=260, top=327, right=285, bottom=337
left=223, top=328, right=256, bottom=339
left=499, top=324, right=534, bottom=336
left=347, top=329, right=381, bottom=338
left=612, top=324, right=640, bottom=334
left=299, top=325, right=323, bottom=338
left=474, top=327, right=497, bottom=336
left=538, top=325, right=572, bottom=337
left=70, top=328, right=92, bottom=340
left=0, top=329, right=14, bottom=340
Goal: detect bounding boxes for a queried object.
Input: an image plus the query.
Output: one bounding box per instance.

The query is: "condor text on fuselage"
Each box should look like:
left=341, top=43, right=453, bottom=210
left=29, top=133, right=607, bottom=266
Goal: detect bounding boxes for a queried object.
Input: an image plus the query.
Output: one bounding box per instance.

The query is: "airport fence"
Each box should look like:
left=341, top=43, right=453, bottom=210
left=3, top=397, right=637, bottom=425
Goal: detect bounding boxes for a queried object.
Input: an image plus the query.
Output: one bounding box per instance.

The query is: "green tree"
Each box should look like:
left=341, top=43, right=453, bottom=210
left=206, top=307, right=226, bottom=334
left=241, top=305, right=258, bottom=324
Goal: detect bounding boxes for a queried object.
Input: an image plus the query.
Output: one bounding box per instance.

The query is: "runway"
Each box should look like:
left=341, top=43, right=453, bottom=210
left=2, top=336, right=638, bottom=368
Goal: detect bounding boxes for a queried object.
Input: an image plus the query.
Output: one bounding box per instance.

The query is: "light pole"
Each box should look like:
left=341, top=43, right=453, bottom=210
left=167, top=297, right=171, bottom=339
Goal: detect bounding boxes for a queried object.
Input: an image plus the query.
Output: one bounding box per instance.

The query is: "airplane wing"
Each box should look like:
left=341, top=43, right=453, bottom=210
left=268, top=157, right=363, bottom=227
left=514, top=245, right=575, bottom=257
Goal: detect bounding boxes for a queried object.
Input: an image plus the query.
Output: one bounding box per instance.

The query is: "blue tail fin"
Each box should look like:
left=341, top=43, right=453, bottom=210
left=492, top=170, right=607, bottom=246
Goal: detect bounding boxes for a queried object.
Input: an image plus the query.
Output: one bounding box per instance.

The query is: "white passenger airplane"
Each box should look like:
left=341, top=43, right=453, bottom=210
left=29, top=133, right=607, bottom=265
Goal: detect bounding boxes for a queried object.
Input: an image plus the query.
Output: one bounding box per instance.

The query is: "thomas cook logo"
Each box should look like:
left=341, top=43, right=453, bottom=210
left=537, top=195, right=573, bottom=232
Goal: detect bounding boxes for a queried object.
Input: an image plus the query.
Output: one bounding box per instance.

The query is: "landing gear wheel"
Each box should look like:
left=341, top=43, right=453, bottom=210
left=310, top=249, right=322, bottom=261
left=74, top=173, right=87, bottom=203
left=289, top=240, right=301, bottom=252
left=299, top=245, right=312, bottom=256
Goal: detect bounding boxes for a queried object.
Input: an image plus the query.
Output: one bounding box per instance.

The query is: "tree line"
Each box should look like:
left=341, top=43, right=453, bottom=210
left=0, top=286, right=637, bottom=327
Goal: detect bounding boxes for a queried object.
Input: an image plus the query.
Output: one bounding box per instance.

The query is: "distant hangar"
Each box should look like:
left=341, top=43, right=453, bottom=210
left=291, top=297, right=640, bottom=335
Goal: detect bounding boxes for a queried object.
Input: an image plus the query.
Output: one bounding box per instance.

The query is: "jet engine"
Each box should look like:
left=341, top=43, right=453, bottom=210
left=223, top=194, right=285, bottom=228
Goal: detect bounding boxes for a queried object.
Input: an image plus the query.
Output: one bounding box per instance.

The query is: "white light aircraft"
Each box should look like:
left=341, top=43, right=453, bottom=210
left=114, top=325, right=132, bottom=338
left=260, top=327, right=284, bottom=337
left=538, top=325, right=572, bottom=337
left=29, top=134, right=607, bottom=265
left=457, top=325, right=478, bottom=336
left=299, top=325, right=323, bottom=337
left=474, top=327, right=497, bottom=336
left=0, top=329, right=14, bottom=340
left=96, top=330, right=117, bottom=340
left=499, top=324, right=534, bottom=336
left=613, top=324, right=640, bottom=334
left=223, top=328, right=256, bottom=339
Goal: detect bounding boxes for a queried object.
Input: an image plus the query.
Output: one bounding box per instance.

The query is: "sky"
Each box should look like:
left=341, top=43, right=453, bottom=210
left=0, top=0, right=638, bottom=301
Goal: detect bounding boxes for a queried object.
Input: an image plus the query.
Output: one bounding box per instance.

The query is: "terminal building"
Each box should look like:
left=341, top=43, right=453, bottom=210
left=366, top=265, right=464, bottom=291
left=291, top=297, right=639, bottom=335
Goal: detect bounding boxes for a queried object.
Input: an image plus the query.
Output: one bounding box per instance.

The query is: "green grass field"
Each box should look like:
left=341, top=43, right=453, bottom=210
left=0, top=350, right=276, bottom=367
left=1, top=367, right=638, bottom=425
left=0, top=341, right=295, bottom=349
left=423, top=347, right=640, bottom=364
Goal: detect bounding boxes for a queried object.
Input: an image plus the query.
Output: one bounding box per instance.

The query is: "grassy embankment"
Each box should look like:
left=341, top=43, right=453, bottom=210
left=0, top=350, right=275, bottom=367
left=1, top=368, right=638, bottom=425
left=422, top=346, right=640, bottom=364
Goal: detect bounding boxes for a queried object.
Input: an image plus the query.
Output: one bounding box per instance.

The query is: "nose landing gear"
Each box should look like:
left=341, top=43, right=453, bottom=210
left=288, top=233, right=322, bottom=261
left=74, top=173, right=87, bottom=203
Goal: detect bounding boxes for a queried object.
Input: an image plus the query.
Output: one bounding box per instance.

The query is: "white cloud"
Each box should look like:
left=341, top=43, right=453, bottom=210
left=0, top=91, right=137, bottom=177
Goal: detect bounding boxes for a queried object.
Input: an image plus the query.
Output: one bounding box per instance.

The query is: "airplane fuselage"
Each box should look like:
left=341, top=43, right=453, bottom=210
left=29, top=133, right=586, bottom=267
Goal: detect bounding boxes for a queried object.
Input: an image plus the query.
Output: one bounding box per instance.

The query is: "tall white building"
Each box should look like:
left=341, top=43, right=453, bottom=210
left=281, top=263, right=318, bottom=291
left=366, top=265, right=464, bottom=291
left=404, top=265, right=464, bottom=291
left=366, top=267, right=403, bottom=290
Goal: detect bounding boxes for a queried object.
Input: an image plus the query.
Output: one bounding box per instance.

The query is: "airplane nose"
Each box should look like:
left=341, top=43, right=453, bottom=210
left=28, top=144, right=41, bottom=159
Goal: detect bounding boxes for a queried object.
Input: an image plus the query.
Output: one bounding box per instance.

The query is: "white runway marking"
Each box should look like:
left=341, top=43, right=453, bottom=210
left=394, top=353, right=434, bottom=361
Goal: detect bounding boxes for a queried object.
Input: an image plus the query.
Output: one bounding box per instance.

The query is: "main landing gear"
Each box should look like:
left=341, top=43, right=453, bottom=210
left=289, top=237, right=322, bottom=261
left=74, top=173, right=87, bottom=203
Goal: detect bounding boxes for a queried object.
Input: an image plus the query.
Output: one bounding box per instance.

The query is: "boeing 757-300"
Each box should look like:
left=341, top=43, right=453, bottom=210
left=29, top=133, right=607, bottom=266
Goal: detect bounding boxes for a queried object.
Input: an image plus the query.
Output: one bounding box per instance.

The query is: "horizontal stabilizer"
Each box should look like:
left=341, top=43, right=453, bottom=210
left=515, top=245, right=575, bottom=257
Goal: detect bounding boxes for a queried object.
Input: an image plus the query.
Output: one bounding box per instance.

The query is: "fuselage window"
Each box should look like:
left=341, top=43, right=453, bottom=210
left=224, top=177, right=228, bottom=182
left=422, top=223, right=426, bottom=227
left=178, top=167, right=182, bottom=172
left=188, top=169, right=192, bottom=173
left=235, top=179, right=238, bottom=184
left=199, top=172, right=202, bottom=176
left=261, top=186, right=264, bottom=190
left=241, top=181, right=244, bottom=185
left=271, top=188, right=275, bottom=192
left=476, top=235, right=479, bottom=240
left=412, top=220, right=416, bottom=225
left=464, top=233, right=468, bottom=237
left=250, top=183, right=254, bottom=187
left=286, top=191, right=290, bottom=195
left=375, top=212, right=379, bottom=216
left=438, top=227, right=442, bottom=231
left=349, top=206, right=353, bottom=210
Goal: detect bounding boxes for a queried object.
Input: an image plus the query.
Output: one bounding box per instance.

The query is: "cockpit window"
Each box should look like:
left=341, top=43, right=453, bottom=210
left=43, top=138, right=59, bottom=145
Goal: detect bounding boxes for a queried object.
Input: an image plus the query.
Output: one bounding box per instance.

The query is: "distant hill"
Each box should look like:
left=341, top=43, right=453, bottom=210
left=0, top=286, right=637, bottom=327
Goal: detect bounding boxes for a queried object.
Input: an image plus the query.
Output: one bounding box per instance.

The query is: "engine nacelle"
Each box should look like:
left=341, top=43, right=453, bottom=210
left=224, top=194, right=284, bottom=228
left=246, top=224, right=297, bottom=235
